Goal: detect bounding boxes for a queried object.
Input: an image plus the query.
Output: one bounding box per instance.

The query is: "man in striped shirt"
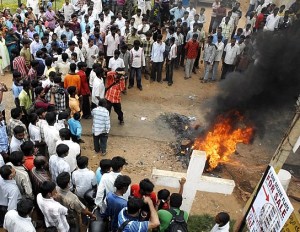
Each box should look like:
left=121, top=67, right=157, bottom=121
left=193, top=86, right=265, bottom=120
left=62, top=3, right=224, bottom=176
left=105, top=68, right=126, bottom=125
left=11, top=49, right=28, bottom=79
left=91, top=99, right=110, bottom=155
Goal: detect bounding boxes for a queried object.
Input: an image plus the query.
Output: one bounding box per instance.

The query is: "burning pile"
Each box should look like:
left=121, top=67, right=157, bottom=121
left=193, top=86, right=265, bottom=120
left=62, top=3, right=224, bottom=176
left=193, top=111, right=254, bottom=171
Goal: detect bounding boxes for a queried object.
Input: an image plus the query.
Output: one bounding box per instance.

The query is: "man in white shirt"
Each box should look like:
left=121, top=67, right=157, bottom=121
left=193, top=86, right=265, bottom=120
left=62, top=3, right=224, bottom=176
left=212, top=35, right=224, bottom=81
left=150, top=34, right=165, bottom=83
left=104, top=26, right=120, bottom=65
left=54, top=19, right=66, bottom=41
left=137, top=18, right=150, bottom=40
left=164, top=37, right=177, bottom=86
left=56, top=128, right=80, bottom=173
left=92, top=68, right=105, bottom=108
left=44, top=112, right=60, bottom=156
left=82, top=39, right=99, bottom=71
left=37, top=181, right=69, bottom=232
left=132, top=9, right=143, bottom=29
left=95, top=156, right=129, bottom=210
left=49, top=144, right=71, bottom=183
left=108, top=50, right=125, bottom=71
left=115, top=12, right=126, bottom=29
left=65, top=41, right=85, bottom=62
left=6, top=151, right=34, bottom=200
left=202, top=35, right=216, bottom=83
left=221, top=38, right=240, bottom=80
left=129, top=40, right=145, bottom=90
left=0, top=165, right=22, bottom=216
left=56, top=53, right=70, bottom=82
left=60, top=0, right=75, bottom=22
left=10, top=126, right=25, bottom=153
left=3, top=199, right=35, bottom=232
left=72, top=156, right=97, bottom=198
left=264, top=7, right=280, bottom=31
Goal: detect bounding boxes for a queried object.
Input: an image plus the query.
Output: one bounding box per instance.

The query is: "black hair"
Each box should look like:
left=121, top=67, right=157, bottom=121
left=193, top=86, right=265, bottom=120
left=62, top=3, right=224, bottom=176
left=36, top=108, right=46, bottom=117
left=11, top=108, right=22, bottom=119
left=53, top=75, right=62, bottom=84
left=40, top=181, right=56, bottom=198
left=35, top=86, right=44, bottom=96
left=73, top=112, right=81, bottom=120
left=111, top=156, right=126, bottom=172
left=139, top=178, right=154, bottom=193
left=170, top=193, right=183, bottom=208
left=99, top=159, right=111, bottom=173
left=114, top=50, right=120, bottom=55
left=98, top=98, right=107, bottom=107
left=0, top=165, right=13, bottom=180
left=157, top=189, right=170, bottom=210
left=22, top=80, right=31, bottom=88
left=68, top=41, right=76, bottom=46
left=13, top=125, right=25, bottom=135
left=45, top=57, right=53, bottom=66
left=17, top=199, right=34, bottom=217
left=216, top=212, right=230, bottom=226
left=77, top=156, right=88, bottom=169
left=31, top=60, right=39, bottom=67
left=59, top=128, right=71, bottom=140
left=13, top=71, right=21, bottom=79
left=67, top=86, right=76, bottom=95
left=77, top=62, right=87, bottom=70
left=114, top=175, right=131, bottom=190
left=20, top=141, right=34, bottom=156
left=45, top=226, right=58, bottom=232
left=133, top=40, right=141, bottom=46
left=49, top=71, right=57, bottom=79
left=28, top=113, right=38, bottom=124
left=45, top=112, right=56, bottom=125
left=56, top=172, right=70, bottom=189
left=33, top=33, right=39, bottom=38
left=70, top=63, right=77, bottom=72
left=11, top=48, right=20, bottom=56
left=9, top=151, right=24, bottom=166
left=56, top=144, right=69, bottom=157
left=34, top=157, right=46, bottom=169
left=127, top=197, right=143, bottom=214
left=95, top=67, right=104, bottom=77
left=62, top=53, right=68, bottom=61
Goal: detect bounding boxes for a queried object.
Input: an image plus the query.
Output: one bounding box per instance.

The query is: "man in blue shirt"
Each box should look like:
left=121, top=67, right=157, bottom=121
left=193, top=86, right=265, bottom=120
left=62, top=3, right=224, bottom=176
left=118, top=196, right=160, bottom=232
left=105, top=175, right=131, bottom=231
left=169, top=1, right=185, bottom=22
left=95, top=159, right=111, bottom=185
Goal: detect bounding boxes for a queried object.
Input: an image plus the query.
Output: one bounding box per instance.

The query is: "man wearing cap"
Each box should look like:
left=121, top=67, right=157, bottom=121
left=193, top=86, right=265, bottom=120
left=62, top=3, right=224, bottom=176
left=105, top=68, right=126, bottom=125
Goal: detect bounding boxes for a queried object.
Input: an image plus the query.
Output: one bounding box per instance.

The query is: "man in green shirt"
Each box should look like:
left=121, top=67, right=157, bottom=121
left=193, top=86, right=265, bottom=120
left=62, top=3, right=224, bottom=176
left=157, top=193, right=189, bottom=232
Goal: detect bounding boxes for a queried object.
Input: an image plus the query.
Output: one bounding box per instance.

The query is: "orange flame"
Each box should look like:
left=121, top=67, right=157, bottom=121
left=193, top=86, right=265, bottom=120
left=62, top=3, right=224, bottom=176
left=193, top=111, right=254, bottom=171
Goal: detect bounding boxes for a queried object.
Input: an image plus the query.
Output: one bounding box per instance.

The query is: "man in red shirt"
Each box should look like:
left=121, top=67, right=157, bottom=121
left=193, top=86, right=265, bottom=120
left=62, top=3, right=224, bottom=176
left=254, top=7, right=267, bottom=31
left=77, top=62, right=91, bottom=119
left=105, top=68, right=126, bottom=125
left=34, top=86, right=55, bottom=111
left=184, top=34, right=199, bottom=79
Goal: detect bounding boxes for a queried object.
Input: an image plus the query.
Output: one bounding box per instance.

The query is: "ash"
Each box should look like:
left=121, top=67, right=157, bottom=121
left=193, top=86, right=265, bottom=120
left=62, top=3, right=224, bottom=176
left=158, top=113, right=202, bottom=168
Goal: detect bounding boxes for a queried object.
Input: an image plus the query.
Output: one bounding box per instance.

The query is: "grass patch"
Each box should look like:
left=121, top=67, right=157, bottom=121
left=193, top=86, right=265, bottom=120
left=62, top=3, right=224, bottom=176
left=188, top=214, right=236, bottom=232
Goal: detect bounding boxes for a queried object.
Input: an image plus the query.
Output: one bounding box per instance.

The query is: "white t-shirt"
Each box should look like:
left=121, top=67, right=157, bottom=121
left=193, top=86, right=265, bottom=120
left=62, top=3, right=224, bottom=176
left=28, top=123, right=41, bottom=143
left=92, top=77, right=105, bottom=105
left=108, top=57, right=125, bottom=71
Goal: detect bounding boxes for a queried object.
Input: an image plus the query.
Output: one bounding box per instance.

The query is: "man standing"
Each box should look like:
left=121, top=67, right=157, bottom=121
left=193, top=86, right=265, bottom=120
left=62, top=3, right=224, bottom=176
left=104, top=26, right=120, bottom=67
left=3, top=199, right=35, bottom=232
left=92, top=68, right=105, bottom=109
left=105, top=68, right=126, bottom=125
left=142, top=31, right=153, bottom=80
left=108, top=50, right=125, bottom=72
left=44, top=112, right=60, bottom=156
left=91, top=99, right=110, bottom=155
left=30, top=157, right=51, bottom=196
left=264, top=7, right=280, bottom=31
left=165, top=37, right=177, bottom=86
left=129, top=40, right=145, bottom=91
left=169, top=1, right=185, bottom=22
left=221, top=38, right=240, bottom=80
left=82, top=39, right=99, bottom=77
left=150, top=34, right=165, bottom=83
left=212, top=35, right=224, bottom=81
left=201, top=36, right=216, bottom=83
left=184, top=34, right=199, bottom=79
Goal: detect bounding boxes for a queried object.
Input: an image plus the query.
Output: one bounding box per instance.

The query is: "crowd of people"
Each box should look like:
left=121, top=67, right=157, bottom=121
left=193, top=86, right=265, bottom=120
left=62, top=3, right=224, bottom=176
left=0, top=0, right=299, bottom=230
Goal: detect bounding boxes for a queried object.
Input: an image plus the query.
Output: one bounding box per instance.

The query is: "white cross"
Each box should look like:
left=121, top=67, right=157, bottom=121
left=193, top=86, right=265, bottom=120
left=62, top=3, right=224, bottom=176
left=151, top=150, right=236, bottom=213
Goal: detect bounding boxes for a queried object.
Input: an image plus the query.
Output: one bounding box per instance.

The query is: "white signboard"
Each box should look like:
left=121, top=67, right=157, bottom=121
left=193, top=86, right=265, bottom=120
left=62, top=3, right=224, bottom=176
left=246, top=166, right=294, bottom=232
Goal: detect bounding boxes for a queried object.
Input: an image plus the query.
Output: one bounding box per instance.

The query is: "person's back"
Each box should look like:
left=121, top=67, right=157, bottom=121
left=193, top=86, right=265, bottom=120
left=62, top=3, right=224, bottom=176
left=210, top=212, right=230, bottom=232
left=37, top=181, right=69, bottom=232
left=105, top=175, right=131, bottom=231
left=158, top=193, right=188, bottom=232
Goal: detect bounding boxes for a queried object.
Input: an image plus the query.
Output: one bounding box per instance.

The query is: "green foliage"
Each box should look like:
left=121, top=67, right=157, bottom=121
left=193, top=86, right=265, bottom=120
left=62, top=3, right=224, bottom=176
left=187, top=214, right=236, bottom=232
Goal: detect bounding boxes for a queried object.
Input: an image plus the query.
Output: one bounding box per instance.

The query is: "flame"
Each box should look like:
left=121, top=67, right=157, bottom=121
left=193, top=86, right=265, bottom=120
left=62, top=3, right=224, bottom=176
left=193, top=111, right=254, bottom=171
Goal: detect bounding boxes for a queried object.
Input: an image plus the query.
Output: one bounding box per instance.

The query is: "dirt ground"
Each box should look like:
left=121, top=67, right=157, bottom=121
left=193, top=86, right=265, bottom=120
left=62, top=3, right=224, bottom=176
left=1, top=1, right=300, bottom=231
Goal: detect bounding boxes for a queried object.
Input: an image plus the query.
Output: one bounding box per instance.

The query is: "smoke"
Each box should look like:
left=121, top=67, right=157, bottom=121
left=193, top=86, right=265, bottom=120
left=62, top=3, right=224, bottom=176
left=204, top=21, right=300, bottom=140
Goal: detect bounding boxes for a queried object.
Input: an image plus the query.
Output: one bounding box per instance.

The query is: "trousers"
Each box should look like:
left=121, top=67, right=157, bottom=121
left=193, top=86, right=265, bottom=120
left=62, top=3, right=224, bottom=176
left=185, top=58, right=195, bottom=78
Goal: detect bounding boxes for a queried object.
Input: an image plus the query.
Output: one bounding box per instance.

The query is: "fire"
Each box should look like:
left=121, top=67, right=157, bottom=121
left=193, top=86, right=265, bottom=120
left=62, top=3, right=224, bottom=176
left=193, top=111, right=254, bottom=171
